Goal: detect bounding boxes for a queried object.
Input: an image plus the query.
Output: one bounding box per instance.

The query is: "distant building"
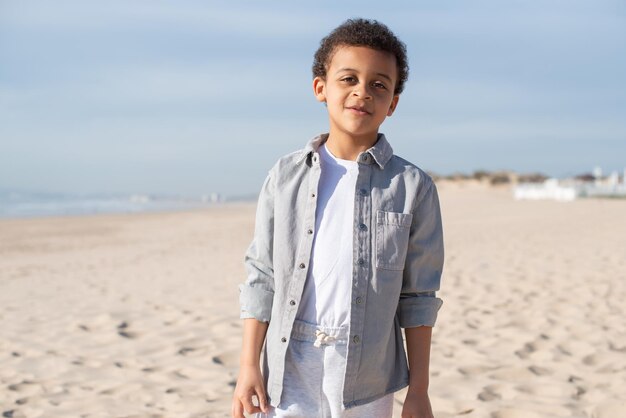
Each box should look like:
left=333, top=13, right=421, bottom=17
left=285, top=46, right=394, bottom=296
left=514, top=167, right=626, bottom=201
left=201, top=192, right=223, bottom=203
left=514, top=178, right=577, bottom=201
left=593, top=166, right=603, bottom=180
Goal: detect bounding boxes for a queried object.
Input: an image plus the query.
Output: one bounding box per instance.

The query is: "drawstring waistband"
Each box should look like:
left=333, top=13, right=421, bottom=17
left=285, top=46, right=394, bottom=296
left=290, top=319, right=349, bottom=347
left=313, top=330, right=337, bottom=347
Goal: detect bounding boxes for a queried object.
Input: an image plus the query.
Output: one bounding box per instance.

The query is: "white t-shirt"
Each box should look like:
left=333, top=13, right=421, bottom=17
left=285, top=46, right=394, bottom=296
left=295, top=142, right=358, bottom=328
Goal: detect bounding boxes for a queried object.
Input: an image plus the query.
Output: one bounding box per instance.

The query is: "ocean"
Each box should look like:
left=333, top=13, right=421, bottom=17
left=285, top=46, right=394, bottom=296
left=0, top=190, right=234, bottom=219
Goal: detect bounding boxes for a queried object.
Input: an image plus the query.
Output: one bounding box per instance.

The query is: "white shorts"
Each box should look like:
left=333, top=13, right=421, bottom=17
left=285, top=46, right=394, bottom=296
left=257, top=319, right=394, bottom=418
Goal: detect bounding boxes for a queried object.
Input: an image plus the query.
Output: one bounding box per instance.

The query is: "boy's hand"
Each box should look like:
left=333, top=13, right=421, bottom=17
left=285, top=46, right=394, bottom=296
left=401, top=388, right=434, bottom=418
left=231, top=364, right=269, bottom=417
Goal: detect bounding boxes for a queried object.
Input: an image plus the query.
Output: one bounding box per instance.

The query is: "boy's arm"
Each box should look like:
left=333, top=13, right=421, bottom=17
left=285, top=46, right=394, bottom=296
left=405, top=325, right=432, bottom=392
left=402, top=326, right=435, bottom=418
left=232, top=319, right=270, bottom=416
left=240, top=318, right=269, bottom=367
left=397, top=176, right=443, bottom=418
left=233, top=169, right=276, bottom=417
left=239, top=169, right=276, bottom=322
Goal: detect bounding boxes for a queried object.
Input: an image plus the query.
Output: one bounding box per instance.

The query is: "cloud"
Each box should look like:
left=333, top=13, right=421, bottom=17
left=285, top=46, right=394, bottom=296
left=0, top=1, right=322, bottom=37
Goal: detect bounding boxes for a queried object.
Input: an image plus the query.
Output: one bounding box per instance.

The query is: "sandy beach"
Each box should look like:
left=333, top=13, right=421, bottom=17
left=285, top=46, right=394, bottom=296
left=1, top=183, right=625, bottom=418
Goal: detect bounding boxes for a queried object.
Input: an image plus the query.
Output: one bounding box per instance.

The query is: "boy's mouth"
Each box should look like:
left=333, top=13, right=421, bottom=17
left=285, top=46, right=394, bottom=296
left=345, top=106, right=372, bottom=115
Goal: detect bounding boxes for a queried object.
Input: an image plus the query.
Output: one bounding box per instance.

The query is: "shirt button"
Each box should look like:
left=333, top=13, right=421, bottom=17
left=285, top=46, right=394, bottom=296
left=299, top=263, right=306, bottom=269
left=357, top=258, right=365, bottom=266
left=352, top=335, right=360, bottom=343
left=355, top=296, right=363, bottom=304
left=361, top=155, right=369, bottom=162
left=358, top=223, right=367, bottom=231
left=311, top=193, right=316, bottom=198
left=281, top=337, right=287, bottom=343
left=307, top=228, right=313, bottom=234
left=289, top=300, right=296, bottom=306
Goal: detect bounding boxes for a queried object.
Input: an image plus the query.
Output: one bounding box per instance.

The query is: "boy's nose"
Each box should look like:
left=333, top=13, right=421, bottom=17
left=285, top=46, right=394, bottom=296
left=352, top=86, right=372, bottom=99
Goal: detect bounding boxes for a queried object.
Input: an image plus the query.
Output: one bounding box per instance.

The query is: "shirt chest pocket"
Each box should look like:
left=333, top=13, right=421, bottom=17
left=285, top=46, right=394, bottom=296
left=375, top=210, right=413, bottom=271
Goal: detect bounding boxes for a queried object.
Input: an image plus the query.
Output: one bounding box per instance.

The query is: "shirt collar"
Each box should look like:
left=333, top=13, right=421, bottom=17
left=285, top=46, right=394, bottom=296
left=295, top=133, right=393, bottom=169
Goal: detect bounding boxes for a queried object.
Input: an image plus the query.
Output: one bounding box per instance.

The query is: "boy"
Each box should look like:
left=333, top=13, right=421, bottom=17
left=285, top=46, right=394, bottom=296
left=232, top=18, right=444, bottom=418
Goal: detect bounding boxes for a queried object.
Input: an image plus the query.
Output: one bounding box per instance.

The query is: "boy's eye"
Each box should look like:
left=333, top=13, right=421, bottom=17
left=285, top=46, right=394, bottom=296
left=373, top=82, right=387, bottom=89
left=341, top=76, right=357, bottom=83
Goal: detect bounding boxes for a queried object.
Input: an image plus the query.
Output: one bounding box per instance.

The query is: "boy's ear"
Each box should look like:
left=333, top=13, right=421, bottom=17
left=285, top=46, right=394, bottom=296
left=313, top=76, right=326, bottom=102
left=387, top=95, right=400, bottom=116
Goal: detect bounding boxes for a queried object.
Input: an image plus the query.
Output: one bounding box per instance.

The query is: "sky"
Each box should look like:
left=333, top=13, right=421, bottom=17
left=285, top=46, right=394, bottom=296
left=1, top=0, right=625, bottom=197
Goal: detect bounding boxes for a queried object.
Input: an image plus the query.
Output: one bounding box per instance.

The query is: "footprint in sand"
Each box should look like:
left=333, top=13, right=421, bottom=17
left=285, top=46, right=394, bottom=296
left=8, top=380, right=42, bottom=396
left=528, top=365, right=552, bottom=376
left=582, top=353, right=602, bottom=366
left=491, top=408, right=543, bottom=418
left=608, top=341, right=626, bottom=353
left=517, top=382, right=577, bottom=398
left=488, top=367, right=535, bottom=381
left=477, top=387, right=501, bottom=402
left=514, top=334, right=550, bottom=359
left=176, top=345, right=210, bottom=357
left=117, top=321, right=140, bottom=339
left=211, top=350, right=240, bottom=368
left=514, top=343, right=533, bottom=359
left=457, top=365, right=496, bottom=376
left=168, top=367, right=206, bottom=380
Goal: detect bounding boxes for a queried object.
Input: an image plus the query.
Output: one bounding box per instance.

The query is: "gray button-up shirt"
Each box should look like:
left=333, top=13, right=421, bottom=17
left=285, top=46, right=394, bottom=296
left=239, top=133, right=444, bottom=409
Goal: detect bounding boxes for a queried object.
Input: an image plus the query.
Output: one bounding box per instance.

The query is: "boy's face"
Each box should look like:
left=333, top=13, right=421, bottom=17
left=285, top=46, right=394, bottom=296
left=313, top=45, right=399, bottom=142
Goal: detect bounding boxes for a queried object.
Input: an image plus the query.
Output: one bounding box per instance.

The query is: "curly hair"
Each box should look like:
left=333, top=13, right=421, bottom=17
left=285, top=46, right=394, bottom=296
left=312, top=18, right=409, bottom=95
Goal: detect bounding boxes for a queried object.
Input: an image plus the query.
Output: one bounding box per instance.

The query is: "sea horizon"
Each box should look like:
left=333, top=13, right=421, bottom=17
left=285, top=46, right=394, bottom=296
left=0, top=188, right=259, bottom=220
left=3, top=165, right=625, bottom=219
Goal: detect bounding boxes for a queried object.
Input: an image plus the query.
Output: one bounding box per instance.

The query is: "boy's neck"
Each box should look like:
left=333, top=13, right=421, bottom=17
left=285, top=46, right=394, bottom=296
left=325, top=131, right=379, bottom=161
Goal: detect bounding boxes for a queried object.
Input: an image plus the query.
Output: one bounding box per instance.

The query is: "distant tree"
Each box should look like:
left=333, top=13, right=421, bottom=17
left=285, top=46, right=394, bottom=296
left=472, top=170, right=491, bottom=181
left=490, top=172, right=511, bottom=185
left=574, top=173, right=595, bottom=182
left=446, top=172, right=470, bottom=181
left=518, top=172, right=548, bottom=183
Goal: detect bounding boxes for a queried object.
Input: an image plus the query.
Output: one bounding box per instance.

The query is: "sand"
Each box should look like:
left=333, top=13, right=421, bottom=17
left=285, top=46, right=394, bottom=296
left=1, top=184, right=625, bottom=418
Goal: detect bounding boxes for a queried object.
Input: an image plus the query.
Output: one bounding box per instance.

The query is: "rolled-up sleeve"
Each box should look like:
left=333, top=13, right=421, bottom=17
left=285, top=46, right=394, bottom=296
left=239, top=169, right=276, bottom=323
left=397, top=178, right=444, bottom=328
